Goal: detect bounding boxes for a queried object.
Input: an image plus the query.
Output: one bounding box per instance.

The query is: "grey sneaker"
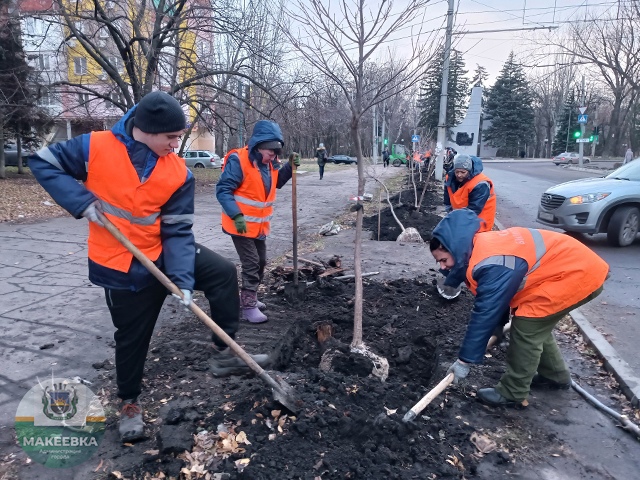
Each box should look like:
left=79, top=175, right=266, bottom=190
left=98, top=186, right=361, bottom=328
left=119, top=399, right=145, bottom=443
left=209, top=347, right=271, bottom=377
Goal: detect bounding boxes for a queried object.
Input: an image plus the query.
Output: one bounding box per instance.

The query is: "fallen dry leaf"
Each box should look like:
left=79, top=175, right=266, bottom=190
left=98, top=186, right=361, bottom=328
left=384, top=406, right=397, bottom=416
left=94, top=459, right=104, bottom=472
left=144, top=449, right=159, bottom=455
left=271, top=409, right=281, bottom=419
left=470, top=432, right=497, bottom=454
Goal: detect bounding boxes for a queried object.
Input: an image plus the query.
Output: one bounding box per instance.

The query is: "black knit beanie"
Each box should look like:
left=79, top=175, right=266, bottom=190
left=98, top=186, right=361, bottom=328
left=133, top=91, right=186, bottom=133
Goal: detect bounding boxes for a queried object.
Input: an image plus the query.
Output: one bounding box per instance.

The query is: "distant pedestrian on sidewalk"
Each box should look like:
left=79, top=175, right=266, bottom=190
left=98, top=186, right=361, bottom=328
left=217, top=120, right=300, bottom=323
left=444, top=154, right=496, bottom=232
left=316, top=143, right=328, bottom=179
left=29, top=91, right=269, bottom=444
left=430, top=209, right=609, bottom=409
left=624, top=147, right=634, bottom=164
left=382, top=148, right=390, bottom=167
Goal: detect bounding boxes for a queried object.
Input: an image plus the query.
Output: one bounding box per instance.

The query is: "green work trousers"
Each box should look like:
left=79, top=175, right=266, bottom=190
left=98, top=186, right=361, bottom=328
left=496, top=286, right=603, bottom=402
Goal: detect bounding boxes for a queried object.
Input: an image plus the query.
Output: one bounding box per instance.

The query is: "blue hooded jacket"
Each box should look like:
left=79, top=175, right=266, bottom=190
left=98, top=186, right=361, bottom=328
left=432, top=209, right=528, bottom=363
left=216, top=120, right=293, bottom=238
left=443, top=155, right=491, bottom=215
left=29, top=106, right=196, bottom=292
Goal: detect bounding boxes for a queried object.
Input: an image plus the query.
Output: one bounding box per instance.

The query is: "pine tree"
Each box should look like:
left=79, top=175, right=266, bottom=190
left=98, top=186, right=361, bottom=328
left=470, top=64, right=488, bottom=87
left=551, top=90, right=578, bottom=156
left=417, top=48, right=469, bottom=135
left=484, top=52, right=535, bottom=157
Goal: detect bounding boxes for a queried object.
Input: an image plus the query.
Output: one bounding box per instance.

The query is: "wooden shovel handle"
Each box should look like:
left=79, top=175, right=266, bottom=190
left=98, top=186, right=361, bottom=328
left=96, top=212, right=285, bottom=394
left=407, top=373, right=454, bottom=418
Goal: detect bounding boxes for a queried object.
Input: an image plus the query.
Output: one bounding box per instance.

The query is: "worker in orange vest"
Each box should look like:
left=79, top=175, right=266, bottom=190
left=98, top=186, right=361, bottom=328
left=217, top=120, right=300, bottom=324
left=29, top=92, right=269, bottom=443
left=429, top=209, right=609, bottom=408
left=444, top=154, right=496, bottom=232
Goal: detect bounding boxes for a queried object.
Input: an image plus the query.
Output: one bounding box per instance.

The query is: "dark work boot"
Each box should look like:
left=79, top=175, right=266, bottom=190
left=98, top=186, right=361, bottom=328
left=119, top=399, right=145, bottom=443
left=531, top=373, right=571, bottom=390
left=209, top=347, right=271, bottom=377
left=241, top=289, right=267, bottom=323
left=477, top=388, right=526, bottom=409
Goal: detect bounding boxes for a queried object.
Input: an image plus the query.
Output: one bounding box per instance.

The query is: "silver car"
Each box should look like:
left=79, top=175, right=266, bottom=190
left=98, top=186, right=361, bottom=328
left=537, top=160, right=640, bottom=246
left=553, top=152, right=590, bottom=165
left=183, top=150, right=221, bottom=169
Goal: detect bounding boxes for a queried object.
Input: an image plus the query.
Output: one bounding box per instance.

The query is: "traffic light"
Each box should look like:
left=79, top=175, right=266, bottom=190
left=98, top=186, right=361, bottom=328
left=589, top=135, right=594, bottom=142
left=573, top=130, right=581, bottom=139
left=383, top=138, right=388, bottom=145
left=592, top=126, right=599, bottom=136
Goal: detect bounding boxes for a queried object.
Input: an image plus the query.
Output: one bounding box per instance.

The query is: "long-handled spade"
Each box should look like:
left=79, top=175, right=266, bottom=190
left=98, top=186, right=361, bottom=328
left=97, top=212, right=300, bottom=413
left=402, top=322, right=511, bottom=422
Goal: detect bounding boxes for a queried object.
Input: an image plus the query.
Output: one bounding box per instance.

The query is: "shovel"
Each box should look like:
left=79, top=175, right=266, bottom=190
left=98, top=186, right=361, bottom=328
left=96, top=212, right=300, bottom=413
left=284, top=160, right=306, bottom=301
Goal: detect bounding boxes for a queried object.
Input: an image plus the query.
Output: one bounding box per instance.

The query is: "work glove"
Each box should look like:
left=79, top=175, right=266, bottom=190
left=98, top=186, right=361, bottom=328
left=447, top=359, right=470, bottom=384
left=233, top=214, right=247, bottom=234
left=289, top=152, right=301, bottom=167
left=81, top=201, right=104, bottom=227
left=172, top=289, right=192, bottom=308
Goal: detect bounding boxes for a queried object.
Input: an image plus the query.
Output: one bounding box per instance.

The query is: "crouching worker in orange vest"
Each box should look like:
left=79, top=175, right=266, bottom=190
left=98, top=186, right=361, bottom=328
left=29, top=91, right=270, bottom=444
left=429, top=209, right=609, bottom=408
left=444, top=154, right=496, bottom=232
left=217, top=120, right=300, bottom=323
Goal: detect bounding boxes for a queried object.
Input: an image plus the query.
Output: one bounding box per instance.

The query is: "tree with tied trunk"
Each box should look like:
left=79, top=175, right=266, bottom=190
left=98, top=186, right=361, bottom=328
left=283, top=0, right=438, bottom=353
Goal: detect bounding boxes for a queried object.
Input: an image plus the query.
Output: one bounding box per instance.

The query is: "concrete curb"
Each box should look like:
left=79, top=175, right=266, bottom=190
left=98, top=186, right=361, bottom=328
left=570, top=309, right=640, bottom=407
left=493, top=218, right=640, bottom=406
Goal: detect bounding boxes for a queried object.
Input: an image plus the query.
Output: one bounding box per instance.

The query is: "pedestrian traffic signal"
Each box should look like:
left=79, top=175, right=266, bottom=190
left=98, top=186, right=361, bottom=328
left=573, top=130, right=581, bottom=139
left=592, top=126, right=599, bottom=136
left=589, top=135, right=594, bottom=142
left=383, top=138, right=388, bottom=145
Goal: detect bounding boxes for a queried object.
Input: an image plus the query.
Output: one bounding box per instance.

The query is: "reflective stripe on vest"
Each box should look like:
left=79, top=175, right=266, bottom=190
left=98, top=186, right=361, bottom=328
left=447, top=173, right=496, bottom=232
left=221, top=148, right=278, bottom=238
left=467, top=227, right=609, bottom=318
left=84, top=131, right=188, bottom=272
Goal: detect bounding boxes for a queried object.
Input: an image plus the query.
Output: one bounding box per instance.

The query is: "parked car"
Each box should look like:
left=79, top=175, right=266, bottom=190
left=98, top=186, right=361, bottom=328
left=182, top=150, right=221, bottom=169
left=553, top=152, right=590, bottom=165
left=3, top=144, right=30, bottom=167
left=537, top=160, right=640, bottom=246
left=328, top=154, right=357, bottom=165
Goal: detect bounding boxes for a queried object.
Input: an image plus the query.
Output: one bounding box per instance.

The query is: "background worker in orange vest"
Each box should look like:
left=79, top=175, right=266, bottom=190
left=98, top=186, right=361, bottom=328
left=216, top=120, right=300, bottom=323
left=444, top=154, right=496, bottom=232
left=429, top=209, right=609, bottom=408
left=29, top=91, right=269, bottom=444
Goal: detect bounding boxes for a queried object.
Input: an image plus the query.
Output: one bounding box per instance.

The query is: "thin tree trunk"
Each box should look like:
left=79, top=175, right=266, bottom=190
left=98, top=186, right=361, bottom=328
left=372, top=177, right=405, bottom=230
left=0, top=121, right=5, bottom=179
left=351, top=114, right=364, bottom=348
left=17, top=135, right=24, bottom=174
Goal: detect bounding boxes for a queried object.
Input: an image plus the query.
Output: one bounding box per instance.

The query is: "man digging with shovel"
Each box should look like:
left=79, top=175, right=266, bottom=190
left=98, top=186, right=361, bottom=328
left=429, top=209, right=609, bottom=408
left=29, top=92, right=270, bottom=443
left=217, top=120, right=300, bottom=323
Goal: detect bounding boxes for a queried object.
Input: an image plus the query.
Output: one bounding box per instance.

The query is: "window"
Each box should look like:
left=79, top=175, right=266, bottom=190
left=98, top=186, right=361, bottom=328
left=78, top=93, right=90, bottom=105
left=38, top=90, right=55, bottom=106
left=198, top=152, right=210, bottom=158
left=74, top=57, right=87, bottom=75
left=27, top=53, right=50, bottom=70
left=108, top=56, right=123, bottom=73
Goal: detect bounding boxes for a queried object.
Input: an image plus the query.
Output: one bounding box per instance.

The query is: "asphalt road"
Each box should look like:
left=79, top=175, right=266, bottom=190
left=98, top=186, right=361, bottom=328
left=483, top=160, right=640, bottom=374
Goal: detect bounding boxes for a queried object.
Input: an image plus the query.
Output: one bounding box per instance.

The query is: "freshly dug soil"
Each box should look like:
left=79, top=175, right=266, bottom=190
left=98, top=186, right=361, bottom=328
left=87, top=274, right=597, bottom=480
left=363, top=185, right=442, bottom=241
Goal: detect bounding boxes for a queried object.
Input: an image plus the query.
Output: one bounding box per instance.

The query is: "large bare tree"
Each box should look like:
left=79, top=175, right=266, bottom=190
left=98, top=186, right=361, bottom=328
left=283, top=0, right=438, bottom=356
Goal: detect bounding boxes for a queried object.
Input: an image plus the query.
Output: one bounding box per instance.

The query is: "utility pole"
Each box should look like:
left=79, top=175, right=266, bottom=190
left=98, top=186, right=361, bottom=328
left=381, top=100, right=386, bottom=156
left=578, top=75, right=585, bottom=167
left=372, top=106, right=378, bottom=164
left=591, top=107, right=598, bottom=157
left=435, top=0, right=454, bottom=181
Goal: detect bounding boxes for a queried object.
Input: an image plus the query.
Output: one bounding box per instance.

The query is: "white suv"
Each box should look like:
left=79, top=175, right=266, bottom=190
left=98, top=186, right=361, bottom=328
left=183, top=150, right=221, bottom=169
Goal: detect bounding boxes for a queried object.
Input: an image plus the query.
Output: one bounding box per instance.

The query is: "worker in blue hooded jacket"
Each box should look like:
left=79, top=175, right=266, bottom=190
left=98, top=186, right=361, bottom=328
left=216, top=120, right=300, bottom=324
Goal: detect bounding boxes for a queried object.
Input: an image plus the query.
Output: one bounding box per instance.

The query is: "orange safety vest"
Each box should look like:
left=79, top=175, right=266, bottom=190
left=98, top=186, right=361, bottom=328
left=84, top=131, right=188, bottom=272
left=466, top=228, right=609, bottom=318
left=446, top=172, right=496, bottom=232
left=221, top=147, right=278, bottom=238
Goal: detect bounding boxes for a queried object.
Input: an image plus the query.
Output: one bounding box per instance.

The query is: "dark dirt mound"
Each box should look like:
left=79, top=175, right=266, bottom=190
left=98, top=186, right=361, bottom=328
left=363, top=186, right=442, bottom=241
left=88, top=274, right=580, bottom=479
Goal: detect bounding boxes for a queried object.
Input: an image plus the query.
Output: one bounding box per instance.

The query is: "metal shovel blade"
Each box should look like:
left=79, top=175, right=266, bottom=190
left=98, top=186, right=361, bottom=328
left=436, top=280, right=461, bottom=300
left=284, top=280, right=307, bottom=301
left=271, top=375, right=301, bottom=413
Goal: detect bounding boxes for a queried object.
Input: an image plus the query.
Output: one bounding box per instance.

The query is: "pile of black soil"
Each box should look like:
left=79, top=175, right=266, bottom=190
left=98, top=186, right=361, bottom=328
left=89, top=276, right=577, bottom=479
left=363, top=185, right=443, bottom=241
